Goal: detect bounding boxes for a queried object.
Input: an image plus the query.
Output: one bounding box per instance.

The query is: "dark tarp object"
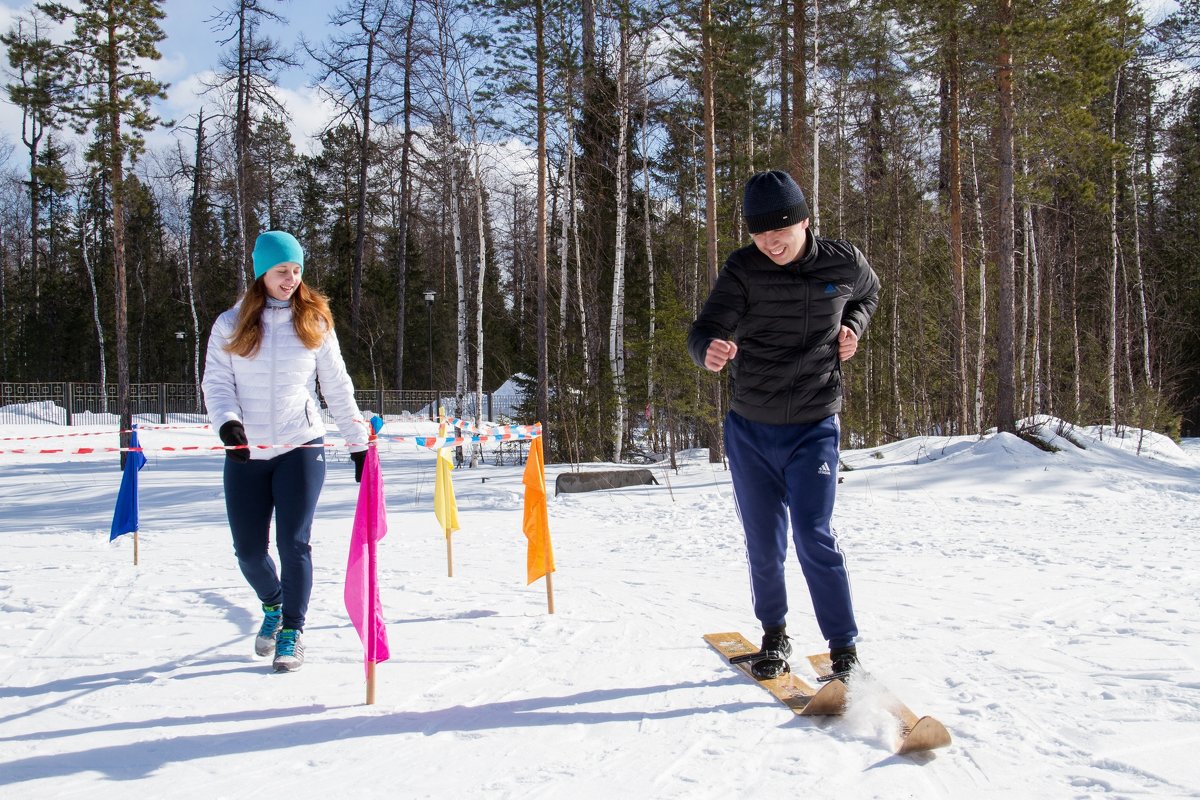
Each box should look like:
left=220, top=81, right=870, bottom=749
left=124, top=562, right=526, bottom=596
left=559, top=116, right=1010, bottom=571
left=554, top=469, right=659, bottom=496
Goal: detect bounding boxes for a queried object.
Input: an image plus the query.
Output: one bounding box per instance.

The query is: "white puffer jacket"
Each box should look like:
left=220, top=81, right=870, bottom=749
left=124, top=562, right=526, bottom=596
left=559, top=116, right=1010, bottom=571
left=202, top=301, right=369, bottom=460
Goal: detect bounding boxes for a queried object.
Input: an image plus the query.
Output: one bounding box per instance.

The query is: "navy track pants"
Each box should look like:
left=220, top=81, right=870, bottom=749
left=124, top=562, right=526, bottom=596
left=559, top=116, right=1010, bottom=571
left=223, top=438, right=326, bottom=631
left=724, top=411, right=857, bottom=649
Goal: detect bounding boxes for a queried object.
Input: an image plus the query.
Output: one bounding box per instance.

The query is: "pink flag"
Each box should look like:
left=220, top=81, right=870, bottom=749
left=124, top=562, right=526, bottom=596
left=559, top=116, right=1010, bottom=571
left=344, top=445, right=390, bottom=675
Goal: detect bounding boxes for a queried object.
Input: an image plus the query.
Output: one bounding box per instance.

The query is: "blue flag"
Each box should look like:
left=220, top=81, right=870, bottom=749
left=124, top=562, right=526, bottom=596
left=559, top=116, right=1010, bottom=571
left=110, top=426, right=147, bottom=541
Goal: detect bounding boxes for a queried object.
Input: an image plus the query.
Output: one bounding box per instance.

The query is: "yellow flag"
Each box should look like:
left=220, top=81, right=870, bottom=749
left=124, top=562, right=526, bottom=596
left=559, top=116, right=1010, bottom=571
left=521, top=436, right=555, bottom=584
left=434, top=447, right=460, bottom=535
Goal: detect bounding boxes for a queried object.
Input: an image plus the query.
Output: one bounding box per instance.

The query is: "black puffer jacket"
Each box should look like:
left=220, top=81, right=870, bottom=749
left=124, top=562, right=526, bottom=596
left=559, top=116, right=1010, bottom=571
left=687, top=231, right=880, bottom=425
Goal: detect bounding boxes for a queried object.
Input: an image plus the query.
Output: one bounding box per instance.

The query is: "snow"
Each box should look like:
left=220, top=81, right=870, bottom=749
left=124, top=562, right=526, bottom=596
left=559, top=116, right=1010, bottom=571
left=1, top=409, right=1198, bottom=799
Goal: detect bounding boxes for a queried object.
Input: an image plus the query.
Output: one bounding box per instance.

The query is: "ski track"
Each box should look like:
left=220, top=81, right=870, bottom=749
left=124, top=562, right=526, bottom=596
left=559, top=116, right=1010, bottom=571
left=0, top=428, right=1198, bottom=798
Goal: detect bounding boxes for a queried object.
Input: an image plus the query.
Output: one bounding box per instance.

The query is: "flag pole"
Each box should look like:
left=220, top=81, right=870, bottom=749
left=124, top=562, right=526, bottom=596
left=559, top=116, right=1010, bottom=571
left=539, top=428, right=553, bottom=613
left=365, top=430, right=380, bottom=705
left=133, top=531, right=139, bottom=566
left=366, top=522, right=378, bottom=704
left=345, top=420, right=391, bottom=709
left=446, top=529, right=454, bottom=577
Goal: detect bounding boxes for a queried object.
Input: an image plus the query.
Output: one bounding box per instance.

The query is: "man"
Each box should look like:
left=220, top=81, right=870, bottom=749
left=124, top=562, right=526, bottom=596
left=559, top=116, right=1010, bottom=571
left=688, top=170, right=880, bottom=681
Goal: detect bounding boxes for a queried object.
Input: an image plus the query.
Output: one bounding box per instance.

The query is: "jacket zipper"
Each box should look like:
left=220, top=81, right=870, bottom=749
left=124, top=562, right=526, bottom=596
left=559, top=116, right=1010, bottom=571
left=787, top=279, right=811, bottom=422
left=269, top=307, right=278, bottom=453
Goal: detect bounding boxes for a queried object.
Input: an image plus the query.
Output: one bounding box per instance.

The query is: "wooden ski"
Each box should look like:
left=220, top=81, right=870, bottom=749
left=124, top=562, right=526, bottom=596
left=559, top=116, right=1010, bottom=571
left=806, top=652, right=952, bottom=755
left=703, top=632, right=846, bottom=716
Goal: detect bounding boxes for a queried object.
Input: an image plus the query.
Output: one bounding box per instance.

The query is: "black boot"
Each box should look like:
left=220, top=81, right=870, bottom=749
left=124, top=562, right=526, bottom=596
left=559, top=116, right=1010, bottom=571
left=819, top=645, right=858, bottom=682
left=749, top=626, right=792, bottom=680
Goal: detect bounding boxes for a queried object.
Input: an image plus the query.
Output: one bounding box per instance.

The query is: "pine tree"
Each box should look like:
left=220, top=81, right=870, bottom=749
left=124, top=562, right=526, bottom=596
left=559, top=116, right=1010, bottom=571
left=2, top=9, right=66, bottom=304
left=39, top=0, right=168, bottom=463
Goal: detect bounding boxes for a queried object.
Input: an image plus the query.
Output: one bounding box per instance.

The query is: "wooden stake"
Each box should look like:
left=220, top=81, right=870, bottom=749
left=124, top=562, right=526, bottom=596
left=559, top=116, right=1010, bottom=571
left=446, top=531, right=454, bottom=577
left=366, top=660, right=376, bottom=705
left=133, top=531, right=139, bottom=566
left=545, top=570, right=555, bottom=614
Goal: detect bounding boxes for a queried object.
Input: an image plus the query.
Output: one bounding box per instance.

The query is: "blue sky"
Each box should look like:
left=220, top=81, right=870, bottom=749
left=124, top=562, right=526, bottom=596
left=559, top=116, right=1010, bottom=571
left=156, top=0, right=327, bottom=92
left=0, top=0, right=1185, bottom=172
left=0, top=0, right=340, bottom=159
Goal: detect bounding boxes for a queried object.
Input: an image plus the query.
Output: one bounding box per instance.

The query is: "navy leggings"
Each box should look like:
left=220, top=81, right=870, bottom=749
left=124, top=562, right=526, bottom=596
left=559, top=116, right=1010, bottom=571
left=724, top=412, right=857, bottom=649
left=223, top=438, right=326, bottom=631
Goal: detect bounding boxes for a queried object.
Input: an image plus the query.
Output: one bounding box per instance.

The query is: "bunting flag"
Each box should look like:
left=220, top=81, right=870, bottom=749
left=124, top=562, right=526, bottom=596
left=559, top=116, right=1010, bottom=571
left=344, top=444, right=390, bottom=677
left=521, top=435, right=555, bottom=584
left=109, top=427, right=147, bottom=541
left=434, top=447, right=460, bottom=535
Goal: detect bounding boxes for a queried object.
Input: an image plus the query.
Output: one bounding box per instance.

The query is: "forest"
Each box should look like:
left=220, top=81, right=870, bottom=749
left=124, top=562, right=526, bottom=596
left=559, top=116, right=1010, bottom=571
left=1, top=0, right=1199, bottom=463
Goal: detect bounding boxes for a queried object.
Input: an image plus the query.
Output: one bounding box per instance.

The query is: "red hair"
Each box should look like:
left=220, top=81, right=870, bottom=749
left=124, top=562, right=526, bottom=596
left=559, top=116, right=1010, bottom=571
left=224, top=280, right=334, bottom=357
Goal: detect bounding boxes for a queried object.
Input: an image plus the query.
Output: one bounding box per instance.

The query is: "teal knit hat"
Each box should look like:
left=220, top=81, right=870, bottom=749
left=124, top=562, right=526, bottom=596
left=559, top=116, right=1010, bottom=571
left=252, top=231, right=305, bottom=279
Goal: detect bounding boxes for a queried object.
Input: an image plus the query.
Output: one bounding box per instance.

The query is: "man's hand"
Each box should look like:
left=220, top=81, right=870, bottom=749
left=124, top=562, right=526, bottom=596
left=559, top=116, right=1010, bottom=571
left=704, top=339, right=738, bottom=372
left=838, top=325, right=859, bottom=361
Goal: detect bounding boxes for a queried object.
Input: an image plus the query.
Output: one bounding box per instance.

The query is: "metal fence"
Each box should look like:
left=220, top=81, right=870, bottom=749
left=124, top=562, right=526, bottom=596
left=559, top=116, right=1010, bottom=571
left=0, top=382, right=526, bottom=427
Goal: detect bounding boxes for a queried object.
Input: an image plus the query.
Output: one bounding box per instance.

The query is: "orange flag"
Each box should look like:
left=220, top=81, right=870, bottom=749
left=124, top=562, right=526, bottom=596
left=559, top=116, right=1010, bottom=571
left=521, top=436, right=555, bottom=584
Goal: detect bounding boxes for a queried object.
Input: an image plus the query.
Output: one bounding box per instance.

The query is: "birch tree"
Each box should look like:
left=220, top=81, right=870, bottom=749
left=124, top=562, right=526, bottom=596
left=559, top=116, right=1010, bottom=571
left=608, top=5, right=630, bottom=460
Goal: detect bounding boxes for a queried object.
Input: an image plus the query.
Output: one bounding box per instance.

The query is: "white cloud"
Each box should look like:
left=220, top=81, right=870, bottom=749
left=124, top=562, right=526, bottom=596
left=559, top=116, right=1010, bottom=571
left=273, top=83, right=340, bottom=156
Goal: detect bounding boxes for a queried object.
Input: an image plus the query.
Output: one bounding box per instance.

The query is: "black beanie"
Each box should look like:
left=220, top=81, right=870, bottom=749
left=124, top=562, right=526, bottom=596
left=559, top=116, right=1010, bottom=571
left=743, top=170, right=809, bottom=234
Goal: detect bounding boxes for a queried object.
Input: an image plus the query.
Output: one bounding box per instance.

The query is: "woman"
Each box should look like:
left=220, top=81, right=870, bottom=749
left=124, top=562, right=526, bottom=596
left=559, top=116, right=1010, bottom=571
left=202, top=230, right=369, bottom=673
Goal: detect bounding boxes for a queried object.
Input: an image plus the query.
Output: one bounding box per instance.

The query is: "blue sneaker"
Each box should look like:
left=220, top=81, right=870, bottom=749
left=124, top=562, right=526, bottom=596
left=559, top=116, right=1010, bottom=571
left=273, top=628, right=304, bottom=672
left=255, top=604, right=282, bottom=657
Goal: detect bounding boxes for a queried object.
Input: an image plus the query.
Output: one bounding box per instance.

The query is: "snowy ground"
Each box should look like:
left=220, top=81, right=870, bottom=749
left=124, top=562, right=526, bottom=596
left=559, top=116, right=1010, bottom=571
left=1, top=412, right=1197, bottom=799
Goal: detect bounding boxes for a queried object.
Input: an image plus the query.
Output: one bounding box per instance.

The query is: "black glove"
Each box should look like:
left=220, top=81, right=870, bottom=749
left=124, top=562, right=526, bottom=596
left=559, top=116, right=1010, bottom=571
left=350, top=449, right=366, bottom=483
left=219, top=420, right=250, bottom=463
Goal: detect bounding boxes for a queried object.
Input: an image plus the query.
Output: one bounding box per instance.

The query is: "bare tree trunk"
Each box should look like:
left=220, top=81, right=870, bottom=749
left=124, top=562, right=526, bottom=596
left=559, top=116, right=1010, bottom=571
left=431, top=0, right=467, bottom=405
left=810, top=0, right=820, bottom=232
left=701, top=0, right=718, bottom=289
left=1018, top=160, right=1030, bottom=415
left=995, top=0, right=1016, bottom=433
left=946, top=20, right=968, bottom=433
left=472, top=151, right=487, bottom=429
left=641, top=53, right=657, bottom=423
left=789, top=0, right=807, bottom=178
left=1045, top=262, right=1054, bottom=415
left=393, top=0, right=417, bottom=390
left=557, top=156, right=570, bottom=365
left=233, top=10, right=250, bottom=294
left=351, top=3, right=388, bottom=332
left=1071, top=227, right=1082, bottom=417
left=187, top=109, right=206, bottom=408
left=106, top=31, right=132, bottom=460
left=1130, top=168, right=1151, bottom=388
left=1120, top=250, right=1136, bottom=400
left=779, top=0, right=789, bottom=142
left=80, top=197, right=108, bottom=412
left=570, top=141, right=590, bottom=381
left=891, top=162, right=903, bottom=433
left=453, top=52, right=489, bottom=428
left=701, top=0, right=722, bottom=463
left=1025, top=192, right=1042, bottom=413
left=536, top=0, right=550, bottom=440
left=451, top=168, right=468, bottom=400
left=970, top=140, right=988, bottom=432
left=1107, top=67, right=1121, bottom=427
left=609, top=13, right=630, bottom=461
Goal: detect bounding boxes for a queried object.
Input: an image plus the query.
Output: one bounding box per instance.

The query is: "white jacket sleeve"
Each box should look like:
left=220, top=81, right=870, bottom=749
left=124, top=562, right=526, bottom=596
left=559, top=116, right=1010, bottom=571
left=315, top=327, right=370, bottom=452
left=201, top=313, right=243, bottom=431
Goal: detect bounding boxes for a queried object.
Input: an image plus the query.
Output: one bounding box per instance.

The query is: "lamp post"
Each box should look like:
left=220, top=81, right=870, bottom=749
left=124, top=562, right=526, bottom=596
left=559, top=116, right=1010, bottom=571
left=174, top=330, right=186, bottom=383
left=424, top=289, right=436, bottom=421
